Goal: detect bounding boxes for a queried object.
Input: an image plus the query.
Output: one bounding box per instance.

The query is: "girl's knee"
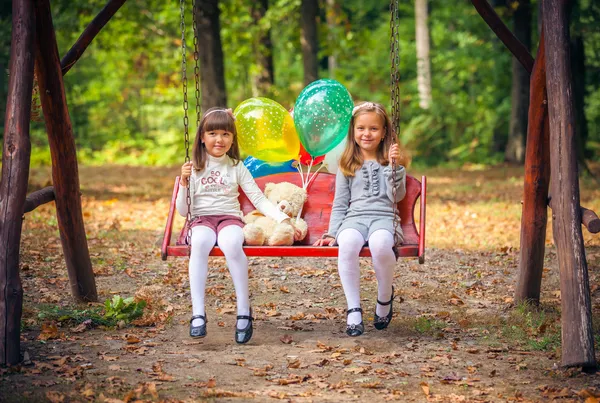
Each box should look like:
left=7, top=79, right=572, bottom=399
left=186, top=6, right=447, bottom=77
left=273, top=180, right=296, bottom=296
left=190, top=227, right=217, bottom=253
left=217, top=226, right=245, bottom=254
left=368, top=230, right=394, bottom=256
left=337, top=229, right=365, bottom=253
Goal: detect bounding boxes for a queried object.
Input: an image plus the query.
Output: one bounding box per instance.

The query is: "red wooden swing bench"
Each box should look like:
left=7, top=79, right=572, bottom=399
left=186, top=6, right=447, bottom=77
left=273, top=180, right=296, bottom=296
left=161, top=172, right=426, bottom=263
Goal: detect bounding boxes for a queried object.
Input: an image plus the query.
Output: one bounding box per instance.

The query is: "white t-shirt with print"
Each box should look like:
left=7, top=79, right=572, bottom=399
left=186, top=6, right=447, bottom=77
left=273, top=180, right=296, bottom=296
left=175, top=154, right=289, bottom=223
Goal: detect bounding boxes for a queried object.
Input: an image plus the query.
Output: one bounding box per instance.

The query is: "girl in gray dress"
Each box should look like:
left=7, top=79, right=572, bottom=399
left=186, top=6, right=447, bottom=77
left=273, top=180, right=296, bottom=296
left=314, top=102, right=406, bottom=337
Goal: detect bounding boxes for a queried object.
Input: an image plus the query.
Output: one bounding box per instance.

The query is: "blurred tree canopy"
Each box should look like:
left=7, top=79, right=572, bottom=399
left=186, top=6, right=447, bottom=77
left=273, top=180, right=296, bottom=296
left=0, top=0, right=599, bottom=167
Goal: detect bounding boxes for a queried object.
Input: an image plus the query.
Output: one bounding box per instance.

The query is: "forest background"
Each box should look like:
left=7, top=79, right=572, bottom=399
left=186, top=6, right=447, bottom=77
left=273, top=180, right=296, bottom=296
left=0, top=0, right=598, bottom=168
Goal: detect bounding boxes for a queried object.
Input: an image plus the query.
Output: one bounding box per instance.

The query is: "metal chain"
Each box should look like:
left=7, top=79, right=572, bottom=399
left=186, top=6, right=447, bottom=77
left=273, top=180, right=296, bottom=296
left=192, top=0, right=201, bottom=127
left=390, top=0, right=401, bottom=257
left=180, top=0, right=192, bottom=250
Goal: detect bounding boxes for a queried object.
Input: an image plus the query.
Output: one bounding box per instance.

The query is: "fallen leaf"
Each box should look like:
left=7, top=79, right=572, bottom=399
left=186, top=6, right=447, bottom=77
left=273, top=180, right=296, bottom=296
left=344, top=366, right=370, bottom=374
left=420, top=382, right=430, bottom=396
left=45, top=391, right=65, bottom=403
left=125, top=335, right=141, bottom=344
left=280, top=334, right=293, bottom=344
left=38, top=323, right=59, bottom=341
left=360, top=382, right=383, bottom=389
left=578, top=388, right=600, bottom=399
left=70, top=319, right=92, bottom=333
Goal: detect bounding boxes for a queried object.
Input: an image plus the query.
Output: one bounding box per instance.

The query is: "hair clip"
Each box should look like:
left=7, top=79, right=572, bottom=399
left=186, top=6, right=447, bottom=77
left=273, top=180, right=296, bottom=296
left=224, top=108, right=235, bottom=120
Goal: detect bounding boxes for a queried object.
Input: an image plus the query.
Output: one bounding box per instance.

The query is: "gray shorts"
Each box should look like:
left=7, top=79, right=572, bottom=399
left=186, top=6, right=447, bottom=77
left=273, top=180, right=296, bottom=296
left=336, top=216, right=403, bottom=244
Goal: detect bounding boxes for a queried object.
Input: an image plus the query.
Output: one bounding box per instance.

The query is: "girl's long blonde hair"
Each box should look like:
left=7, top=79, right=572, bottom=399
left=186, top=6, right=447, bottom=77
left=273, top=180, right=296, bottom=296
left=339, top=102, right=405, bottom=177
left=192, top=107, right=241, bottom=171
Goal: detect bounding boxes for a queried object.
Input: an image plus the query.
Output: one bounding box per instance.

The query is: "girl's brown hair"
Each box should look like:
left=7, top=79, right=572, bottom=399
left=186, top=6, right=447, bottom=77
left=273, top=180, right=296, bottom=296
left=339, top=102, right=406, bottom=177
left=192, top=107, right=241, bottom=171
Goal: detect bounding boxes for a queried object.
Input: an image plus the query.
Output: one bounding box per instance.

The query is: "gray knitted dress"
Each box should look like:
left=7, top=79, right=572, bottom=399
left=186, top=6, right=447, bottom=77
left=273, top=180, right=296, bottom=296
left=326, top=161, right=406, bottom=244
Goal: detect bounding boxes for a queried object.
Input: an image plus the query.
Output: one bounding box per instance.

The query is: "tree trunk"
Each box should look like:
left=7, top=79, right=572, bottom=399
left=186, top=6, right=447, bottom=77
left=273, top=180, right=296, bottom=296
left=542, top=0, right=595, bottom=369
left=415, top=0, right=432, bottom=109
left=0, top=0, right=35, bottom=366
left=300, top=0, right=319, bottom=86
left=326, top=0, right=336, bottom=79
left=486, top=0, right=508, bottom=153
left=196, top=0, right=226, bottom=111
left=570, top=35, right=588, bottom=160
left=0, top=3, right=12, bottom=136
left=34, top=0, right=97, bottom=302
left=251, top=0, right=274, bottom=96
left=515, top=32, right=549, bottom=304
left=505, top=0, right=531, bottom=163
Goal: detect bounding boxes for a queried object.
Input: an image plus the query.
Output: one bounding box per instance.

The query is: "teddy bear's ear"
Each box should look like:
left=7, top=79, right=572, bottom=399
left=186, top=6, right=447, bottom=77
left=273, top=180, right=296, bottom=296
left=264, top=182, right=275, bottom=196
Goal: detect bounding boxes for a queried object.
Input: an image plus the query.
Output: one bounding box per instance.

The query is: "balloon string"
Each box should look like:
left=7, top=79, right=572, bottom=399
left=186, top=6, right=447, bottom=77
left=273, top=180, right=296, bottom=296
left=296, top=161, right=306, bottom=189
left=297, top=161, right=324, bottom=224
left=306, top=163, right=324, bottom=189
left=304, top=158, right=315, bottom=189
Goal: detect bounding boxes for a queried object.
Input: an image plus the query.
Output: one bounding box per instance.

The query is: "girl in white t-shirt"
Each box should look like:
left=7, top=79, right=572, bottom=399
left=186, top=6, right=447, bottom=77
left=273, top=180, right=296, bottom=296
left=176, top=107, right=300, bottom=344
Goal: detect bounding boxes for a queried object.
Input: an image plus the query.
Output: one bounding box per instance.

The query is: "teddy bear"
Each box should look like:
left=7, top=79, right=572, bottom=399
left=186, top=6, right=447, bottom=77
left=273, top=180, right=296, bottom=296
left=243, top=182, right=308, bottom=246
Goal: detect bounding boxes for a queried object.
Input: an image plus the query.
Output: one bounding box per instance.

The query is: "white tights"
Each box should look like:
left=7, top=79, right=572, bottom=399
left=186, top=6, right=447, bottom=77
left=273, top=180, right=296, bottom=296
left=337, top=228, right=396, bottom=326
left=189, top=225, right=250, bottom=329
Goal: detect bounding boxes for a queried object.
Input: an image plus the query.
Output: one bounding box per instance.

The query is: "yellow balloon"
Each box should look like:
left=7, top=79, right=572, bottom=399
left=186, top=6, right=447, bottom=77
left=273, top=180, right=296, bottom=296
left=234, top=98, right=300, bottom=162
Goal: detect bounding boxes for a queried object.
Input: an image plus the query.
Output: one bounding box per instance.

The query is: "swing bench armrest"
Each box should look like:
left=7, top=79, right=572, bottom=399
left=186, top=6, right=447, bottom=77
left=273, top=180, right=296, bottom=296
left=161, top=176, right=180, bottom=260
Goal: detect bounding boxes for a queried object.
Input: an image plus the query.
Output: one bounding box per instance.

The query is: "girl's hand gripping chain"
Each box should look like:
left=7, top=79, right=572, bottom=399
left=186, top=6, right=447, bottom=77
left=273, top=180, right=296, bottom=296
left=388, top=143, right=400, bottom=163
left=180, top=162, right=193, bottom=187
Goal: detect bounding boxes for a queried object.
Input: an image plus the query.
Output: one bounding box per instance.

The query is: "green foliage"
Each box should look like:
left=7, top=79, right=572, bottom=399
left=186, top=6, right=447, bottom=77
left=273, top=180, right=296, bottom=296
left=5, top=0, right=599, bottom=166
left=103, top=295, right=146, bottom=323
left=34, top=296, right=146, bottom=328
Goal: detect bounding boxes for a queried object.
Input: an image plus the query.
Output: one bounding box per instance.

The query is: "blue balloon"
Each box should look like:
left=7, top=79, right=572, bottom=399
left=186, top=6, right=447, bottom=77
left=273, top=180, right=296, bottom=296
left=243, top=156, right=298, bottom=178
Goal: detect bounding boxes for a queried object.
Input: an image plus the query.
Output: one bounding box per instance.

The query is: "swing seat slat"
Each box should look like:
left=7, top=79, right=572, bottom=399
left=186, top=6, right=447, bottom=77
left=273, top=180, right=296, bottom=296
left=161, top=172, right=426, bottom=263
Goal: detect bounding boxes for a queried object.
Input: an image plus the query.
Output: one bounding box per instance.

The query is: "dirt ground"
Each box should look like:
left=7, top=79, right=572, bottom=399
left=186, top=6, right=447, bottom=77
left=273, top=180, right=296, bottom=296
left=1, top=164, right=600, bottom=402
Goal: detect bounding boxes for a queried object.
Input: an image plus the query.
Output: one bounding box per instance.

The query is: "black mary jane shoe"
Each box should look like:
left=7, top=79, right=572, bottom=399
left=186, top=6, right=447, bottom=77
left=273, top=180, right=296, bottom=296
left=374, top=286, right=395, bottom=330
left=189, top=314, right=207, bottom=338
left=345, top=307, right=364, bottom=337
left=235, top=309, right=254, bottom=344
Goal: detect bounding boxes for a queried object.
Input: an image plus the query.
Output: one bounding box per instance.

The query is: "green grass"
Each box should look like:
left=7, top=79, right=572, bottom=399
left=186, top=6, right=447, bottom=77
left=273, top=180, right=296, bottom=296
left=500, top=302, right=562, bottom=352
left=36, top=303, right=109, bottom=326
left=35, top=295, right=146, bottom=328
left=413, top=316, right=446, bottom=335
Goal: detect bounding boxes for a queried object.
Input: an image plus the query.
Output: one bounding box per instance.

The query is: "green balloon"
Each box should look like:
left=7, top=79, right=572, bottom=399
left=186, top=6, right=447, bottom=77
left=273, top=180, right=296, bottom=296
left=293, top=79, right=353, bottom=156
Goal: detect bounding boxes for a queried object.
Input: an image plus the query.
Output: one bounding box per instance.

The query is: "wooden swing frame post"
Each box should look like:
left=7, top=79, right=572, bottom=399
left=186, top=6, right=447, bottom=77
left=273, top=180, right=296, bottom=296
left=0, top=0, right=36, bottom=367
left=34, top=0, right=97, bottom=302
left=515, top=32, right=550, bottom=303
left=472, top=0, right=597, bottom=368
left=542, top=0, right=595, bottom=368
left=0, top=0, right=127, bottom=365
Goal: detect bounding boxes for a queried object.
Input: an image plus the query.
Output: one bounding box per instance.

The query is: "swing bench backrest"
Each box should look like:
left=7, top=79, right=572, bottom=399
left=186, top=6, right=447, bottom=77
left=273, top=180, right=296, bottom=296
left=161, top=172, right=426, bottom=263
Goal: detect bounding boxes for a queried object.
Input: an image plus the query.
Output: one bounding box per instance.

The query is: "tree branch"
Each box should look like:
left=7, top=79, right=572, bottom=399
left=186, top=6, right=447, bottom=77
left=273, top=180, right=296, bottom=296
left=23, top=186, right=55, bottom=214
left=581, top=207, right=600, bottom=234
left=470, top=0, right=534, bottom=73
left=548, top=197, right=600, bottom=234
left=60, top=0, right=128, bottom=75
